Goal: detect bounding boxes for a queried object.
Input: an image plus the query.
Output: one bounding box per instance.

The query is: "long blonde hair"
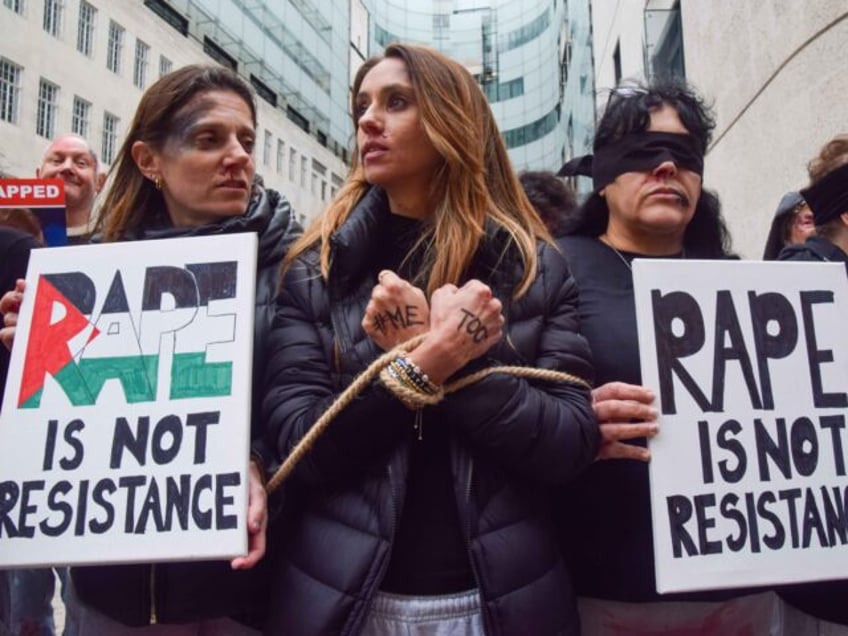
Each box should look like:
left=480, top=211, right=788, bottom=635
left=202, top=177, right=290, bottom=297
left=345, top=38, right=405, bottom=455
left=283, top=43, right=548, bottom=298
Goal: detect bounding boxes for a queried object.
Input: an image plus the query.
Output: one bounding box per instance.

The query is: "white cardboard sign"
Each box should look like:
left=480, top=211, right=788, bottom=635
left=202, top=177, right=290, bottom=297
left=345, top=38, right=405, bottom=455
left=0, top=234, right=256, bottom=567
left=634, top=260, right=848, bottom=593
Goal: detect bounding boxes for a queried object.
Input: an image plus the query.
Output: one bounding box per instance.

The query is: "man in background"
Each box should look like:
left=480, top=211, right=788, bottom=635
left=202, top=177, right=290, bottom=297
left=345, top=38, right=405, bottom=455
left=35, top=133, right=105, bottom=243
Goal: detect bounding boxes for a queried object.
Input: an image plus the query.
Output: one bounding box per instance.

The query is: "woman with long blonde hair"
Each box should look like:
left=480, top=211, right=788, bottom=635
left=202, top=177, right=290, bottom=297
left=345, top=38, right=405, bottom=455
left=261, top=43, right=598, bottom=635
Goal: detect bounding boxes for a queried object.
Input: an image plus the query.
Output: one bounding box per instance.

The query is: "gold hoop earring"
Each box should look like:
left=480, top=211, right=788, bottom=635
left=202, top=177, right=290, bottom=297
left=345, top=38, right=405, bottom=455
left=152, top=175, right=161, bottom=190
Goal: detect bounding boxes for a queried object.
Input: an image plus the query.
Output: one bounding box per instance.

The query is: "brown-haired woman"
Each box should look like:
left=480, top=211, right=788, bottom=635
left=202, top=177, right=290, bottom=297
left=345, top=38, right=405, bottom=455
left=260, top=43, right=598, bottom=635
left=779, top=134, right=848, bottom=275
left=2, top=64, right=300, bottom=633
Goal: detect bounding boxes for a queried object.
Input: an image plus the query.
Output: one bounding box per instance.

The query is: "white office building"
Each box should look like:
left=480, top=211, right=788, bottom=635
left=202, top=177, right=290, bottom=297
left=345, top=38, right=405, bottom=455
left=0, top=0, right=353, bottom=224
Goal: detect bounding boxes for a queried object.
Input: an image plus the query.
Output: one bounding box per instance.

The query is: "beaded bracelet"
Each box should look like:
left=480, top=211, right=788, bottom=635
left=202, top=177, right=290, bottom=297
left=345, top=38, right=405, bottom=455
left=394, top=356, right=440, bottom=394
left=380, top=357, right=444, bottom=410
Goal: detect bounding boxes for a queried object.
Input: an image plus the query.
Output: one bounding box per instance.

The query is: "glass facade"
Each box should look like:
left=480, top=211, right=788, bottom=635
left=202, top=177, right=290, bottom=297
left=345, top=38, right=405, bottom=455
left=559, top=0, right=596, bottom=196
left=159, top=0, right=354, bottom=163
left=361, top=0, right=585, bottom=172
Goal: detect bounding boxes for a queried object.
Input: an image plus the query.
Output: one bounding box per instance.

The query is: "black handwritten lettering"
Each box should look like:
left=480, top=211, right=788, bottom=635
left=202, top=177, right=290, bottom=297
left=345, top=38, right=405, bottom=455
left=458, top=309, right=488, bottom=343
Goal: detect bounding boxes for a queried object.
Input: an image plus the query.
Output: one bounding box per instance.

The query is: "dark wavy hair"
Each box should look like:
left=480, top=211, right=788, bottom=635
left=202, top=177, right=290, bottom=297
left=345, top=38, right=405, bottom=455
left=561, top=77, right=734, bottom=258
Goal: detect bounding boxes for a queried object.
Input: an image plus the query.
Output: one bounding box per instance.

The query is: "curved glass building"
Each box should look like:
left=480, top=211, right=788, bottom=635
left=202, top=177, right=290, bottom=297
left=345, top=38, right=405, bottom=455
left=361, top=0, right=594, bottom=173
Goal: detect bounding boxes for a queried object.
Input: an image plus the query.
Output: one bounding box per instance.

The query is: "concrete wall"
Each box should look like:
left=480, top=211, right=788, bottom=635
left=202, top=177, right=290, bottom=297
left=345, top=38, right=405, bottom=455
left=683, top=1, right=848, bottom=258
left=588, top=0, right=847, bottom=258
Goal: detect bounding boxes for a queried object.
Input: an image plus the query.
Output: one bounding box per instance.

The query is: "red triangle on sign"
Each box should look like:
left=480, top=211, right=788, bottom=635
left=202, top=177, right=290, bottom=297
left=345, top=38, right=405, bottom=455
left=18, top=276, right=100, bottom=406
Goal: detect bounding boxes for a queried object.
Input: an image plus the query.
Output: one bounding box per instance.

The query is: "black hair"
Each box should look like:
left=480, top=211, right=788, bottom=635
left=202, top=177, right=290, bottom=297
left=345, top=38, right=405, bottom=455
left=518, top=171, right=577, bottom=238
left=562, top=77, right=734, bottom=258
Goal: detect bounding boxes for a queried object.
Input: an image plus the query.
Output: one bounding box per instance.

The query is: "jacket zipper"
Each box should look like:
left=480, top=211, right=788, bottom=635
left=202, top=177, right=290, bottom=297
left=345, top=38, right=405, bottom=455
left=149, top=564, right=157, bottom=624
left=463, top=457, right=489, bottom=636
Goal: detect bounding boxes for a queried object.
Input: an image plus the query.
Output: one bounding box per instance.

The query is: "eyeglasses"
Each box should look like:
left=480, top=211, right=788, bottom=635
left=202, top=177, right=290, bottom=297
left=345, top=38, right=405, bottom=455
left=604, top=85, right=649, bottom=112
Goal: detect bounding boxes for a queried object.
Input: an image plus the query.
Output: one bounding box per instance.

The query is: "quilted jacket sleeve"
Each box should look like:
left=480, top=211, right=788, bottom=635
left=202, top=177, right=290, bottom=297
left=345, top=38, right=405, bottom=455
left=441, top=244, right=599, bottom=485
left=260, top=257, right=408, bottom=488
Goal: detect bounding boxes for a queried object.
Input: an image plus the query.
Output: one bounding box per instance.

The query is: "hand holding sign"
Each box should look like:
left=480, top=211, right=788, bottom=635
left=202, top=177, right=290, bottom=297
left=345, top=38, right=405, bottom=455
left=231, top=460, right=267, bottom=570
left=592, top=381, right=658, bottom=462
left=0, top=279, right=25, bottom=351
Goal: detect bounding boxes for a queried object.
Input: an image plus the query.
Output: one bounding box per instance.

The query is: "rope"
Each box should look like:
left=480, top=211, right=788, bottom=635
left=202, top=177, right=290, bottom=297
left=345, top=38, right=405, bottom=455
left=266, top=334, right=590, bottom=494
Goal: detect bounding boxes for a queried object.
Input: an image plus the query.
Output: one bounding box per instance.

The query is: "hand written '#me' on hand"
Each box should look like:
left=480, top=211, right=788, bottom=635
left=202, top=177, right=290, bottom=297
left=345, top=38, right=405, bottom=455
left=372, top=305, right=425, bottom=334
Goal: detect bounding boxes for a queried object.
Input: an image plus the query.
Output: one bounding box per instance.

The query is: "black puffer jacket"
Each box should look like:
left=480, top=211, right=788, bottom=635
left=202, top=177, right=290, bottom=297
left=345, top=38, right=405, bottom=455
left=261, top=187, right=598, bottom=635
left=779, top=236, right=848, bottom=275
left=71, top=185, right=300, bottom=627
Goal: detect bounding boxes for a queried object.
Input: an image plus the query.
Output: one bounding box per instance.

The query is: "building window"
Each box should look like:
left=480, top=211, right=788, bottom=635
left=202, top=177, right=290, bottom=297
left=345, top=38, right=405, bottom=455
left=3, top=0, right=24, bottom=15
left=107, top=20, right=124, bottom=74
left=262, top=130, right=272, bottom=166
left=36, top=78, right=59, bottom=139
left=503, top=9, right=550, bottom=51
left=250, top=74, right=277, bottom=107
left=646, top=4, right=685, bottom=79
left=501, top=107, right=559, bottom=149
left=71, top=96, right=90, bottom=138
left=203, top=36, right=237, bottom=71
left=0, top=58, right=22, bottom=124
left=133, top=39, right=149, bottom=89
left=144, top=0, right=189, bottom=36
left=43, top=0, right=62, bottom=37
left=159, top=55, right=172, bottom=78
left=276, top=139, right=285, bottom=175
left=331, top=173, right=342, bottom=199
left=613, top=41, right=622, bottom=85
left=76, top=1, right=96, bottom=56
left=102, top=112, right=119, bottom=164
left=286, top=105, right=309, bottom=133
left=288, top=148, right=297, bottom=182
left=300, top=156, right=308, bottom=187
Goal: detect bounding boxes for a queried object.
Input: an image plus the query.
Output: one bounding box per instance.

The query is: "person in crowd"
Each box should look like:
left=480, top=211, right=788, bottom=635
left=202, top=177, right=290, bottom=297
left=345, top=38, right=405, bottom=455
left=518, top=170, right=578, bottom=238
left=779, top=134, right=848, bottom=275
left=0, top=208, right=45, bottom=244
left=762, top=191, right=815, bottom=260
left=0, top=221, right=41, bottom=407
left=0, top=223, right=41, bottom=635
left=557, top=78, right=750, bottom=621
left=0, top=226, right=39, bottom=636
left=36, top=132, right=105, bottom=244
left=773, top=135, right=848, bottom=623
left=5, top=134, right=103, bottom=635
left=259, top=43, right=598, bottom=635
left=0, top=64, right=300, bottom=634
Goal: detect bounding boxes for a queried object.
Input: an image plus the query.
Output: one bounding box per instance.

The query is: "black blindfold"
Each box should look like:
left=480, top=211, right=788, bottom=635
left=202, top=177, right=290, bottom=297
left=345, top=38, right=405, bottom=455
left=558, top=132, right=704, bottom=192
left=801, top=162, right=848, bottom=226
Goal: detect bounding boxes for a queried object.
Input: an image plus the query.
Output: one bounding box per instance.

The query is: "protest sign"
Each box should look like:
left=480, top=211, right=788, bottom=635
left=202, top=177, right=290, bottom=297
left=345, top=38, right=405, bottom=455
left=634, top=260, right=848, bottom=593
left=0, top=178, right=67, bottom=246
left=0, top=234, right=257, bottom=567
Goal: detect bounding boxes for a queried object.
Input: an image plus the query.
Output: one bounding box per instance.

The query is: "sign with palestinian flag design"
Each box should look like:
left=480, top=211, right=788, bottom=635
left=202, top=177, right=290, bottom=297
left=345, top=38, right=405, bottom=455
left=0, top=234, right=256, bottom=567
